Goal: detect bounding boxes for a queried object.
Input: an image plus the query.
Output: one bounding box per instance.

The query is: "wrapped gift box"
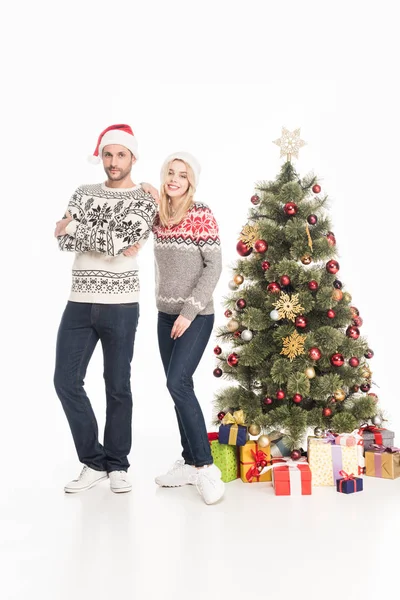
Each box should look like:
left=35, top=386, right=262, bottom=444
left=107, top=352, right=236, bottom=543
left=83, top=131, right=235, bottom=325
left=365, top=446, right=400, bottom=479
left=359, top=426, right=395, bottom=453
left=208, top=433, right=239, bottom=483
left=331, top=430, right=365, bottom=474
left=219, top=410, right=248, bottom=446
left=239, top=440, right=272, bottom=482
left=307, top=435, right=360, bottom=486
left=271, top=460, right=312, bottom=496
left=268, top=430, right=292, bottom=458
left=336, top=472, right=363, bottom=494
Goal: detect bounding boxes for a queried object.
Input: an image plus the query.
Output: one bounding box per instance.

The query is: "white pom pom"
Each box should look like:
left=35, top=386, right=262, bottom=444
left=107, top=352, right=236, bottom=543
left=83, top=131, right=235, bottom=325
left=87, top=155, right=101, bottom=165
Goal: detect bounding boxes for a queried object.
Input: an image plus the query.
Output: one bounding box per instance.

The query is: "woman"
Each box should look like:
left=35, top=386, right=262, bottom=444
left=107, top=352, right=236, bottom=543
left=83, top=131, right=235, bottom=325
left=151, top=152, right=223, bottom=505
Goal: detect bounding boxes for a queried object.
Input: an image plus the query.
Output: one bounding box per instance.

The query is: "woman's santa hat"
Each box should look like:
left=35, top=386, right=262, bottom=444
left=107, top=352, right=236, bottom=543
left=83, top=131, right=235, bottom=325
left=160, top=152, right=201, bottom=188
left=88, top=124, right=139, bottom=164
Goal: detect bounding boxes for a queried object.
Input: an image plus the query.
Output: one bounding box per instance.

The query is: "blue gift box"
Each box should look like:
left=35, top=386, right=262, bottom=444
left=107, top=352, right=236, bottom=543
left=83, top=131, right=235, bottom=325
left=218, top=424, right=248, bottom=446
left=336, top=476, right=363, bottom=494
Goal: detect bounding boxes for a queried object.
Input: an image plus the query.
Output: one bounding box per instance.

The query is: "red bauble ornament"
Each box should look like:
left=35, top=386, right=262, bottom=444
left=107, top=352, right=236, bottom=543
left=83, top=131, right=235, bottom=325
left=295, top=315, right=308, bottom=329
left=214, top=345, right=222, bottom=355
left=234, top=331, right=241, bottom=338
left=353, top=316, right=363, bottom=327
left=346, top=325, right=360, bottom=339
left=254, top=239, right=268, bottom=253
left=224, top=309, right=232, bottom=318
left=307, top=214, right=318, bottom=225
left=308, top=280, right=319, bottom=291
left=236, top=298, right=247, bottom=310
left=292, top=394, right=303, bottom=404
left=251, top=194, right=260, bottom=205
left=284, top=202, right=298, bottom=216
left=326, top=232, right=336, bottom=247
left=276, top=389, right=286, bottom=400
left=267, top=282, right=281, bottom=293
left=350, top=306, right=360, bottom=317
left=367, top=393, right=378, bottom=403
left=227, top=353, right=239, bottom=367
left=217, top=411, right=226, bottom=420
left=213, top=368, right=223, bottom=378
left=309, top=347, right=322, bottom=361
left=261, top=260, right=271, bottom=271
left=327, top=309, right=336, bottom=319
left=263, top=396, right=273, bottom=405
left=365, top=348, right=374, bottom=359
left=280, top=275, right=291, bottom=287
left=236, top=240, right=252, bottom=257
left=329, top=396, right=337, bottom=404
left=322, top=407, right=332, bottom=417
left=349, top=357, right=360, bottom=367
left=312, top=184, right=321, bottom=194
left=361, top=383, right=371, bottom=392
left=330, top=353, right=345, bottom=367
left=291, top=449, right=302, bottom=460
left=326, top=259, right=340, bottom=274
left=352, top=385, right=360, bottom=393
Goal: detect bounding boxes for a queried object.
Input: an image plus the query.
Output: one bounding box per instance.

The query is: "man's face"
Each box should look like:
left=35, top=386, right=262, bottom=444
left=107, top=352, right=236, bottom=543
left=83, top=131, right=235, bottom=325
left=102, top=144, right=136, bottom=181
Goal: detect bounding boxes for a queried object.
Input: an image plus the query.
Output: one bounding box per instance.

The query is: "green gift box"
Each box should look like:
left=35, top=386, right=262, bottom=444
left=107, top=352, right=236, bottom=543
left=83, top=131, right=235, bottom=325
left=208, top=433, right=239, bottom=482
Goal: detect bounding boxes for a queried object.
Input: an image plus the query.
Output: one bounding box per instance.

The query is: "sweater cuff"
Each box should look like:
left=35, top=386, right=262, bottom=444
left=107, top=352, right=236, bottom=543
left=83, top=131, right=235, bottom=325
left=180, top=304, right=198, bottom=322
left=65, top=219, right=78, bottom=236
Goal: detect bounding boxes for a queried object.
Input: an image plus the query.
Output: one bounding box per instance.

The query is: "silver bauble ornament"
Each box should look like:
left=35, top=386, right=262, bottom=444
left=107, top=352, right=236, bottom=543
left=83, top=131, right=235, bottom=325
left=241, top=329, right=253, bottom=342
left=253, top=380, right=262, bottom=389
left=228, top=281, right=238, bottom=291
left=314, top=427, right=324, bottom=438
left=270, top=309, right=280, bottom=321
left=371, top=415, right=382, bottom=426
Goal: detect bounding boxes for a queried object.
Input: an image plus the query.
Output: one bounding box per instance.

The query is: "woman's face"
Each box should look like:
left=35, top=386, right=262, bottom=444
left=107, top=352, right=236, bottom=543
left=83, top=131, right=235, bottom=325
left=164, top=160, right=190, bottom=200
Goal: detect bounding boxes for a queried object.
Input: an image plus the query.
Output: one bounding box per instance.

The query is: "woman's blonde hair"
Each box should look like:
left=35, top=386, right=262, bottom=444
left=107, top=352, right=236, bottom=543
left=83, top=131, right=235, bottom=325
left=158, top=159, right=196, bottom=227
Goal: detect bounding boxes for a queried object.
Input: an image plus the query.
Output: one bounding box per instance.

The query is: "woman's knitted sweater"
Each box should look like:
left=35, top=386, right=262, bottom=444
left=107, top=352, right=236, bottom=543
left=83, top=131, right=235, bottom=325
left=153, top=202, right=222, bottom=321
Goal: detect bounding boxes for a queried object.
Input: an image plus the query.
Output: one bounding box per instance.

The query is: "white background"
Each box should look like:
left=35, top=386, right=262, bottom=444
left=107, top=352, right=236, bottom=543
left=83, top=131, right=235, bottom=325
left=1, top=1, right=399, bottom=599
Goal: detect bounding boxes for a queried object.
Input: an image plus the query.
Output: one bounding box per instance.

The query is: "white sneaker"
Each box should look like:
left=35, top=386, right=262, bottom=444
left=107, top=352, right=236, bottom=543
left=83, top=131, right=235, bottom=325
left=109, top=470, right=132, bottom=493
left=189, top=464, right=225, bottom=505
left=155, top=460, right=197, bottom=487
left=64, top=466, right=108, bottom=493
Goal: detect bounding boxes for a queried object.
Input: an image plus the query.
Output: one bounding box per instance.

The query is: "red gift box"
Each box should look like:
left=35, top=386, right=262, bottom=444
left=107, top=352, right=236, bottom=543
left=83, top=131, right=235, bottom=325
left=271, top=461, right=312, bottom=495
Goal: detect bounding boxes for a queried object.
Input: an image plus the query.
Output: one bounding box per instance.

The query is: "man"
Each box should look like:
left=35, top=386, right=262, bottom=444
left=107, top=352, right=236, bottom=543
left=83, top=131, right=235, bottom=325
left=54, top=124, right=157, bottom=494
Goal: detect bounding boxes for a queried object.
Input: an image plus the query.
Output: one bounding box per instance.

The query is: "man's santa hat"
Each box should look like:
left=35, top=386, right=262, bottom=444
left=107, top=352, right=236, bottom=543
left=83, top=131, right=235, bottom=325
left=88, top=124, right=139, bottom=164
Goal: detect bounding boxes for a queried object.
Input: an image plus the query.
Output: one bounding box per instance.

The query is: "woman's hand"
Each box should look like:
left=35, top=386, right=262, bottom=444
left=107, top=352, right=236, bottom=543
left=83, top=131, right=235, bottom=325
left=54, top=211, right=73, bottom=237
left=123, top=243, right=140, bottom=257
left=141, top=182, right=160, bottom=204
left=171, top=315, right=191, bottom=339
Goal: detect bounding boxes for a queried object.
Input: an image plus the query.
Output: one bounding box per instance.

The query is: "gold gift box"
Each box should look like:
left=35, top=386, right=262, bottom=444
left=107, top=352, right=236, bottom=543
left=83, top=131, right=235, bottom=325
left=239, top=441, right=272, bottom=483
left=365, top=450, right=400, bottom=479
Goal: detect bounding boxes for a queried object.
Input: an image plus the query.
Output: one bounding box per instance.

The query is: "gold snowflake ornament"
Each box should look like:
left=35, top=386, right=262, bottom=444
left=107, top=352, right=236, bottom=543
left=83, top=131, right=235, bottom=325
left=239, top=224, right=260, bottom=249
left=273, top=127, right=306, bottom=161
left=273, top=293, right=304, bottom=322
left=281, top=330, right=307, bottom=361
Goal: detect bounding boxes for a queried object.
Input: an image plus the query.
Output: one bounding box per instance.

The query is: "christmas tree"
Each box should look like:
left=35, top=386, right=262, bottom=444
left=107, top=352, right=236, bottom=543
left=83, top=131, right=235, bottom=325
left=213, top=128, right=380, bottom=453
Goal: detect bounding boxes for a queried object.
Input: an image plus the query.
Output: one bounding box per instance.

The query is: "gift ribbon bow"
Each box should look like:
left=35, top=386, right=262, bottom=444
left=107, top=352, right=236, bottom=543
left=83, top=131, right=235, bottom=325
left=370, top=444, right=400, bottom=453
left=245, top=449, right=270, bottom=482
left=221, top=410, right=246, bottom=426
left=359, top=425, right=385, bottom=445
left=338, top=469, right=356, bottom=492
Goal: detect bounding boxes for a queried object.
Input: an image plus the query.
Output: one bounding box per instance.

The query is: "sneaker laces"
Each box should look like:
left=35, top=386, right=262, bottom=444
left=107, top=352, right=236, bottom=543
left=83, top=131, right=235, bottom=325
left=77, top=466, right=88, bottom=480
left=167, top=460, right=188, bottom=476
left=189, top=467, right=216, bottom=493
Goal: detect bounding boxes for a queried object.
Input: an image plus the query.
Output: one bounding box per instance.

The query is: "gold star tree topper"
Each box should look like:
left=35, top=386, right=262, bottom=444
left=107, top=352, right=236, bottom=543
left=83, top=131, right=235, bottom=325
left=273, top=127, right=306, bottom=161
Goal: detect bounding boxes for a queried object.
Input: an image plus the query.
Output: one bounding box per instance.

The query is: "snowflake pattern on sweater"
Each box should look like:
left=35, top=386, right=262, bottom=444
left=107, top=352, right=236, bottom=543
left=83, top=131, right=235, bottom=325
left=153, top=203, right=222, bottom=321
left=57, top=183, right=157, bottom=304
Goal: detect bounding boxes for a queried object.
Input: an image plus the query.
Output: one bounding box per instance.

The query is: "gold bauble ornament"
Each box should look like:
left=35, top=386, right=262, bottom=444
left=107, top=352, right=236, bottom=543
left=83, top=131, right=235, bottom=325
left=361, top=367, right=372, bottom=379
left=301, top=254, right=312, bottom=265
left=226, top=319, right=240, bottom=332
left=257, top=434, right=270, bottom=448
left=343, top=292, right=352, bottom=303
left=248, top=424, right=261, bottom=436
left=332, top=289, right=343, bottom=301
left=305, top=367, right=316, bottom=379
left=334, top=389, right=346, bottom=402
left=234, top=274, right=244, bottom=285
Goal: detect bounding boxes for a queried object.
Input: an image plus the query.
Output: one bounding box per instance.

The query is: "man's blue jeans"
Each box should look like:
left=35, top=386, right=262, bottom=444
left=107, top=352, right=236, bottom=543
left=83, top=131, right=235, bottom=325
left=157, top=311, right=214, bottom=467
left=54, top=301, right=139, bottom=472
